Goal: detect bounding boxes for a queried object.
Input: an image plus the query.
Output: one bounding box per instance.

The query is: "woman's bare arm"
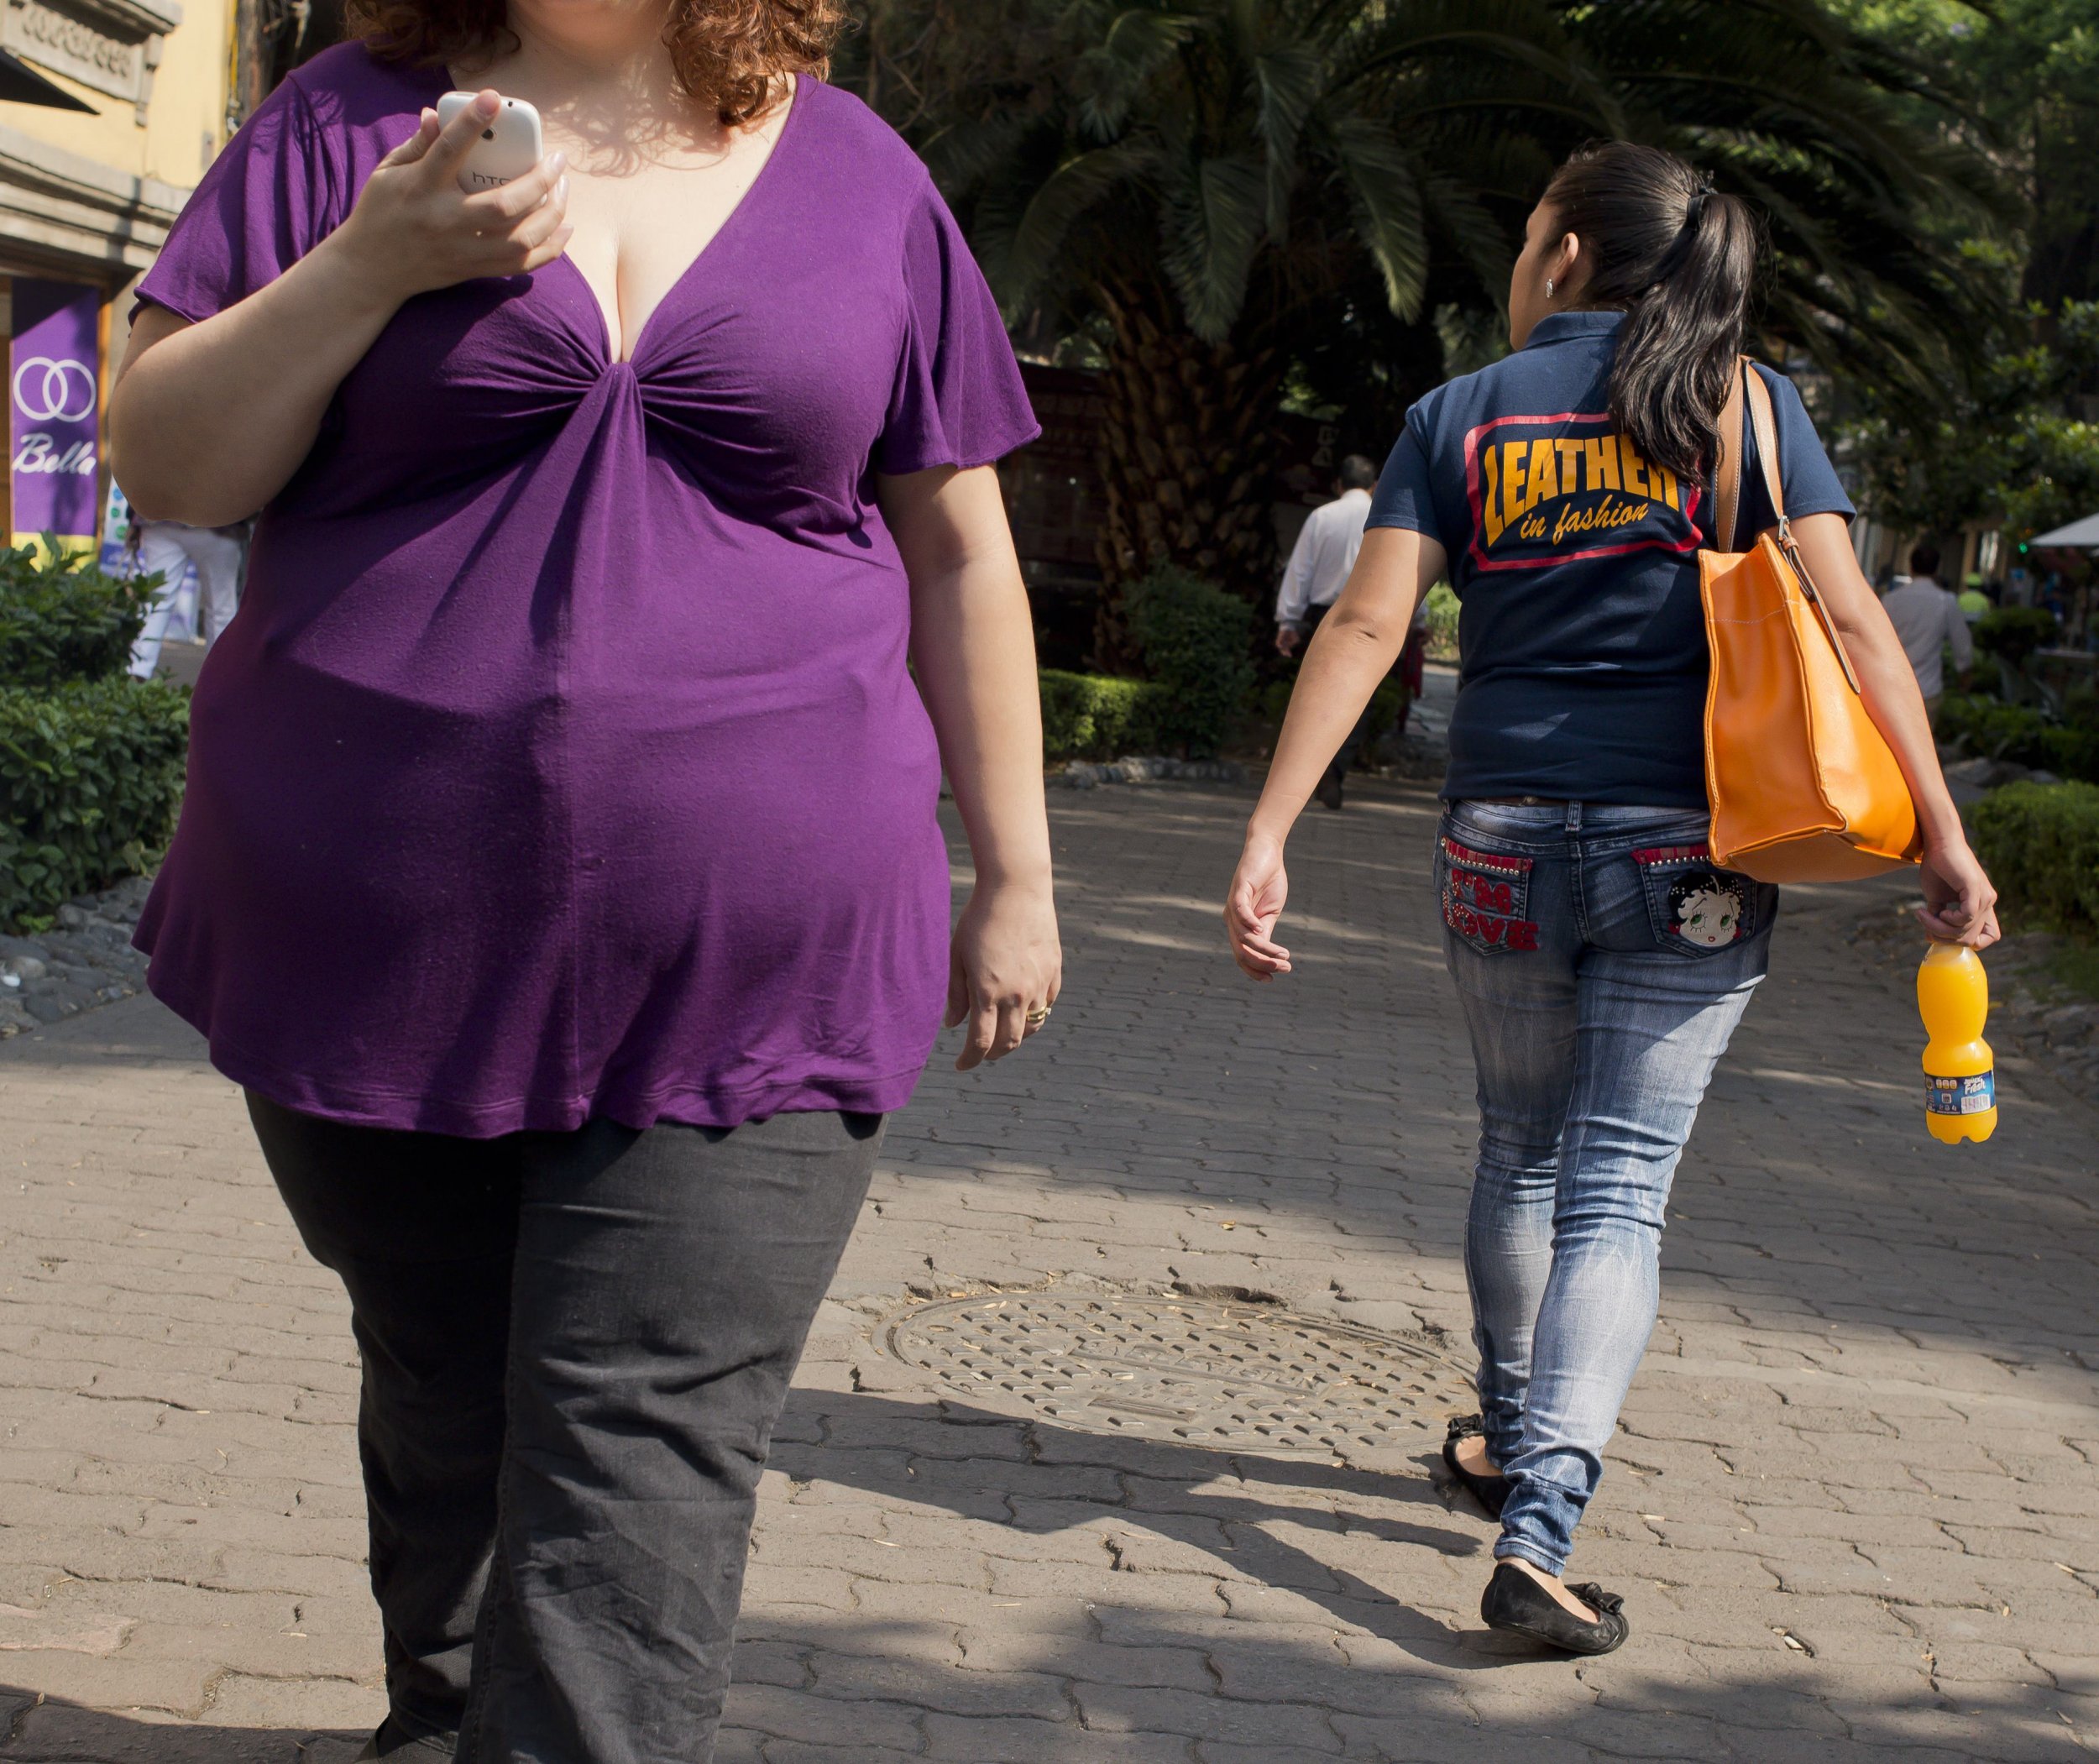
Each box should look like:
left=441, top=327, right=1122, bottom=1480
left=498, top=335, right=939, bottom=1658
left=881, top=463, right=1061, bottom=1067
left=1226, top=525, right=1449, bottom=979
left=1791, top=511, right=1998, bottom=948
left=110, top=94, right=568, bottom=526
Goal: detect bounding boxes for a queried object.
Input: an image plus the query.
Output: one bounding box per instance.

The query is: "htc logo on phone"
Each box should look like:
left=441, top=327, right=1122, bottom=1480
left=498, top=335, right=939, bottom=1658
left=435, top=92, right=546, bottom=194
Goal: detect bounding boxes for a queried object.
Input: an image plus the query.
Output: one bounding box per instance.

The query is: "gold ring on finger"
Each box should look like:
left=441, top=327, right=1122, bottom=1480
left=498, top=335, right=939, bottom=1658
left=1025, top=1007, right=1052, bottom=1027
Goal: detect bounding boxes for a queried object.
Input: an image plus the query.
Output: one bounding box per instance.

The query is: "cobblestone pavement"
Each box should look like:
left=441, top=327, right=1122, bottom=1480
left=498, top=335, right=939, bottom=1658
left=2, top=778, right=2096, bottom=1762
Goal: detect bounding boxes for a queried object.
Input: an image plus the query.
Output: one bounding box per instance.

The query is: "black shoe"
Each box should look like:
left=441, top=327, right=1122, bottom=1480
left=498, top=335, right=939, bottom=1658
left=1440, top=1413, right=1509, bottom=1519
left=357, top=1720, right=457, bottom=1760
left=1316, top=767, right=1345, bottom=810
left=1480, top=1561, right=1629, bottom=1655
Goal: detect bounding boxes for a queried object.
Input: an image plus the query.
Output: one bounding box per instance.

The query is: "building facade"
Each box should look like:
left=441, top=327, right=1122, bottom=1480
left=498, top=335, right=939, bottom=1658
left=0, top=0, right=228, bottom=547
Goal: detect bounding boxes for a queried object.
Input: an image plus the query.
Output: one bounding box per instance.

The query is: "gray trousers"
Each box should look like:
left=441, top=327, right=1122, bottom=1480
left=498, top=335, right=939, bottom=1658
left=249, top=1095, right=884, bottom=1762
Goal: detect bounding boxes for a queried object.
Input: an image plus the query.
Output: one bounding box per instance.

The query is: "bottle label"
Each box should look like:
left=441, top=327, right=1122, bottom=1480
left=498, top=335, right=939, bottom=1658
left=1927, top=1072, right=1995, bottom=1116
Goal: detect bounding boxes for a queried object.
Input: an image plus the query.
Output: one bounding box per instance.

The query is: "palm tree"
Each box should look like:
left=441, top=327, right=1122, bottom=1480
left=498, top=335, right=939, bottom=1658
left=1571, top=1, right=2004, bottom=411
left=845, top=1, right=2003, bottom=653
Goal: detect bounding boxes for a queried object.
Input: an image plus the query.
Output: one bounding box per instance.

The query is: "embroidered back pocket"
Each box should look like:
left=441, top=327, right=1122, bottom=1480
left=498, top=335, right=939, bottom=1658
left=1634, top=842, right=1771, bottom=955
left=1438, top=835, right=1538, bottom=955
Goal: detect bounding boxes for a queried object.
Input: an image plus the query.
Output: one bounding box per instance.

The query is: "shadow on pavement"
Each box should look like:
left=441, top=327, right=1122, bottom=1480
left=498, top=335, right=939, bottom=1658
left=0, top=1690, right=365, bottom=1763
left=753, top=1390, right=2095, bottom=1761
left=773, top=1386, right=1536, bottom=1669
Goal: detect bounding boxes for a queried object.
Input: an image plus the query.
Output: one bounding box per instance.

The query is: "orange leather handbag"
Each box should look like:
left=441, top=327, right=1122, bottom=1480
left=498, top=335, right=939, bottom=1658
left=1700, top=362, right=1921, bottom=882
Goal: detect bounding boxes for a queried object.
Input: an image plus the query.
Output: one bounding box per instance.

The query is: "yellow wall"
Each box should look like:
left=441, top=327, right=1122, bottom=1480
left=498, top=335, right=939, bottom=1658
left=4, top=0, right=228, bottom=189
left=142, top=0, right=232, bottom=184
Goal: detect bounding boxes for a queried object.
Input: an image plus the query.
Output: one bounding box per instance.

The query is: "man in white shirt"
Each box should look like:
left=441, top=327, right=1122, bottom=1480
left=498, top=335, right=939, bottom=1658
left=1879, top=542, right=1972, bottom=727
left=1275, top=455, right=1416, bottom=809
left=1275, top=455, right=1377, bottom=656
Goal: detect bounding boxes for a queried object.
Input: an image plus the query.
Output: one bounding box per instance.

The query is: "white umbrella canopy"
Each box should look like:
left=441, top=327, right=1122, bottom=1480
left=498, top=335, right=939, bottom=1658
left=2029, top=512, right=2099, bottom=547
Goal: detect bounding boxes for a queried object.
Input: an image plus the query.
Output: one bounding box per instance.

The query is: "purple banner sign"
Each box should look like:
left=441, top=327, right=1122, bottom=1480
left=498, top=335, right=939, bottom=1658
left=11, top=280, right=102, bottom=543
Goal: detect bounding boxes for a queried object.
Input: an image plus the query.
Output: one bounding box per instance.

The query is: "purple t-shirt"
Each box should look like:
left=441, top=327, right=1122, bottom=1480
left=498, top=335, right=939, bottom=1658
left=132, top=45, right=1039, bottom=1135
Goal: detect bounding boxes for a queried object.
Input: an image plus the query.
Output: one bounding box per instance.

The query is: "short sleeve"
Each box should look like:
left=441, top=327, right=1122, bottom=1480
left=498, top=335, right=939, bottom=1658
left=135, top=74, right=338, bottom=325
left=1755, top=364, right=1854, bottom=524
left=877, top=177, right=1039, bottom=475
left=1367, top=400, right=1442, bottom=545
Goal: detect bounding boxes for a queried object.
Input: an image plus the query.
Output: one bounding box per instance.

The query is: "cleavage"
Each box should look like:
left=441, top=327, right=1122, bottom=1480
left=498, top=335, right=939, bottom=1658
left=547, top=92, right=792, bottom=362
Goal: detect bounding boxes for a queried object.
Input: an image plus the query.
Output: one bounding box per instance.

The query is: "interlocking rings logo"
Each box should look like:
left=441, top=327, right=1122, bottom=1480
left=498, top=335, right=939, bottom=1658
left=13, top=355, right=96, bottom=425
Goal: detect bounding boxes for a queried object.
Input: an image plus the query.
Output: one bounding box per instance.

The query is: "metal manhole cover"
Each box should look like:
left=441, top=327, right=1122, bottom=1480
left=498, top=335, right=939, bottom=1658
left=885, top=1289, right=1473, bottom=1458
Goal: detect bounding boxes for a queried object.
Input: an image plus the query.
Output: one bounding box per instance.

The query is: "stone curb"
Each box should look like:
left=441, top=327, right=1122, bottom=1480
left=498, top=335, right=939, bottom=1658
left=0, top=875, right=153, bottom=1039
left=1051, top=756, right=1247, bottom=790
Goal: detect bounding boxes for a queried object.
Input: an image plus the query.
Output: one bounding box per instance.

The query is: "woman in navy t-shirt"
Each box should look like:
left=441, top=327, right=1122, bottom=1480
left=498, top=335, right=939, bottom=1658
left=1225, top=143, right=1999, bottom=1655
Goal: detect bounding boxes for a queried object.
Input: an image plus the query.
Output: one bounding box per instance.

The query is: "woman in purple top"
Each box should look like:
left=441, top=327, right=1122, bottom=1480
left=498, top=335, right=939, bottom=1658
left=107, top=0, right=1058, bottom=1754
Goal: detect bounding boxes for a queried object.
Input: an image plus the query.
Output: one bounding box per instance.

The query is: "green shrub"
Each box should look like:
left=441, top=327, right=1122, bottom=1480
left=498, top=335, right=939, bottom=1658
left=2041, top=725, right=2099, bottom=783
left=1256, top=673, right=1413, bottom=767
left=0, top=678, right=189, bottom=930
left=1972, top=780, right=2099, bottom=940
left=1940, top=694, right=2050, bottom=762
left=1939, top=694, right=2099, bottom=783
left=1039, top=669, right=1163, bottom=762
left=1121, top=565, right=1255, bottom=759
left=0, top=542, right=159, bottom=688
left=1972, top=605, right=2060, bottom=666
left=1423, top=581, right=1460, bottom=662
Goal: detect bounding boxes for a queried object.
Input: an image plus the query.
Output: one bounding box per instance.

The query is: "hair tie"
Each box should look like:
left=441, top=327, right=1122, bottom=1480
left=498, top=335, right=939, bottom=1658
left=1684, top=181, right=1716, bottom=231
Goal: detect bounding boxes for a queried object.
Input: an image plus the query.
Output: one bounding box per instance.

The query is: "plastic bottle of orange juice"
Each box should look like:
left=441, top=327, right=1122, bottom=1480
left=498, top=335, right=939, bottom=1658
left=1918, top=943, right=1997, bottom=1144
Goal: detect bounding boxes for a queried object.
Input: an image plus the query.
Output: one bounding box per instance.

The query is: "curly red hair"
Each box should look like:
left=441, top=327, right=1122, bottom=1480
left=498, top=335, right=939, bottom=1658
left=347, top=0, right=846, bottom=127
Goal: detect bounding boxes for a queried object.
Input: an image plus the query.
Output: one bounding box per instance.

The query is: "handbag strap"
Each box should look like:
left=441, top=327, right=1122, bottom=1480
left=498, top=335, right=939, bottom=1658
left=1741, top=363, right=1788, bottom=535
left=1711, top=356, right=1792, bottom=552
left=1714, top=355, right=1866, bottom=694
left=1713, top=362, right=1747, bottom=553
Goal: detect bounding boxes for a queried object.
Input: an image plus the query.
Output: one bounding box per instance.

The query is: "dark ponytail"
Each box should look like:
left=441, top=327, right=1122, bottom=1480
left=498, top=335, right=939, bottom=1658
left=1541, top=143, right=1758, bottom=481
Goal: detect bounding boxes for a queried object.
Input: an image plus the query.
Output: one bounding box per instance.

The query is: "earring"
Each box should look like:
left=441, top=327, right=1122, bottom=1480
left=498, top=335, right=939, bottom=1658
left=1545, top=277, right=1556, bottom=300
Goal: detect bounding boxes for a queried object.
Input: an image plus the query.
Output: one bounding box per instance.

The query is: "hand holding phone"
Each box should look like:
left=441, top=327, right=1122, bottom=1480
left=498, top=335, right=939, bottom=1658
left=436, top=91, right=546, bottom=193
left=327, top=89, right=570, bottom=305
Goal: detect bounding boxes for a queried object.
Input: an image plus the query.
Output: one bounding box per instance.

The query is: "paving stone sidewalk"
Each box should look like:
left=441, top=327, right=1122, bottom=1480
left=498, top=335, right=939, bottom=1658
left=1, top=777, right=2096, bottom=1762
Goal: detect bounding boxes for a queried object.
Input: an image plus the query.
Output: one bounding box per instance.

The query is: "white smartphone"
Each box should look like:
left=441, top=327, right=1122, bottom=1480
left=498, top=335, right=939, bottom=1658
left=435, top=91, right=545, bottom=194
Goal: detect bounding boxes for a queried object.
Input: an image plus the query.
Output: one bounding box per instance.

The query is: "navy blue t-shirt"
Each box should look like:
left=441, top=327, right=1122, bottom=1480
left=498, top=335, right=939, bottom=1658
left=1369, top=311, right=1853, bottom=807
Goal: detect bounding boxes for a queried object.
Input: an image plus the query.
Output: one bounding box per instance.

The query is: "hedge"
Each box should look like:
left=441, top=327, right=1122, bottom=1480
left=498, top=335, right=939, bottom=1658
left=1121, top=565, right=1255, bottom=759
left=1971, top=780, right=2099, bottom=942
left=1938, top=694, right=2099, bottom=784
left=0, top=678, right=190, bottom=930
left=1039, top=669, right=1163, bottom=762
left=1972, top=605, right=2060, bottom=666
left=1423, top=582, right=1460, bottom=662
left=0, top=542, right=156, bottom=689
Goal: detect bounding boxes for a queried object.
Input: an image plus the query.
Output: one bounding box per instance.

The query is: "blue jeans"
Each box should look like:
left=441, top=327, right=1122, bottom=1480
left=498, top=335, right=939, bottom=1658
left=1436, top=800, right=1777, bottom=1576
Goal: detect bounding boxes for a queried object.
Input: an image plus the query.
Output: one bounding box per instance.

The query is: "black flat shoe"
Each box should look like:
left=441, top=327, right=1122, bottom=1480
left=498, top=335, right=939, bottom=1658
left=1441, top=1413, right=1510, bottom=1519
left=1479, top=1561, right=1629, bottom=1655
left=356, top=1720, right=457, bottom=1760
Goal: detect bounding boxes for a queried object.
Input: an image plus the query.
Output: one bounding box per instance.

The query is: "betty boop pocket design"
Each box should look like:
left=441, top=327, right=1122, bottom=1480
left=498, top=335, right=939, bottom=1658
left=1669, top=874, right=1746, bottom=946
left=1634, top=842, right=1765, bottom=954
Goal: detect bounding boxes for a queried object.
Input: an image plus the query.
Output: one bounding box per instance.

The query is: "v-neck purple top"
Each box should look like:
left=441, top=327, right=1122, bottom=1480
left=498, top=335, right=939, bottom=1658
left=131, top=44, right=1039, bottom=1135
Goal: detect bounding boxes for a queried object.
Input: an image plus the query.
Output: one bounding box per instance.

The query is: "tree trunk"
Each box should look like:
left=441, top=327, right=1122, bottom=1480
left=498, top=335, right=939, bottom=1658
left=1091, top=277, right=1281, bottom=668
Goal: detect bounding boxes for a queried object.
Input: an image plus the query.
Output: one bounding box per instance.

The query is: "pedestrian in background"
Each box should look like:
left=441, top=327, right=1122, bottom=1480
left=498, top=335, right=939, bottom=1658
left=1882, top=542, right=1973, bottom=725
left=1227, top=141, right=1997, bottom=1657
left=125, top=519, right=244, bottom=678
left=107, top=0, right=1057, bottom=1756
left=1275, top=453, right=1424, bottom=807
